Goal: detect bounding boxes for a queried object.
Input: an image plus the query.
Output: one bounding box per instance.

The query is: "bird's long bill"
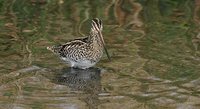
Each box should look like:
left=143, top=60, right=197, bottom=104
left=98, top=32, right=111, bottom=61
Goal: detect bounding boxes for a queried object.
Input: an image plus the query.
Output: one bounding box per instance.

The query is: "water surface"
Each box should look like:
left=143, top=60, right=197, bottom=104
left=0, top=0, right=200, bottom=109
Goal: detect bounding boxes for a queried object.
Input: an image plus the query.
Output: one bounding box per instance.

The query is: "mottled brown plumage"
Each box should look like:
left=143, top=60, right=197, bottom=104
left=47, top=18, right=110, bottom=69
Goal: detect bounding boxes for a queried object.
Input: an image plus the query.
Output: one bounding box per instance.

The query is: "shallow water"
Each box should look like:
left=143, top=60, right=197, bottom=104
left=0, top=0, right=200, bottom=109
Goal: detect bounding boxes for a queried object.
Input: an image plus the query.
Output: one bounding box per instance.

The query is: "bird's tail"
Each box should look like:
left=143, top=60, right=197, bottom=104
left=47, top=45, right=62, bottom=54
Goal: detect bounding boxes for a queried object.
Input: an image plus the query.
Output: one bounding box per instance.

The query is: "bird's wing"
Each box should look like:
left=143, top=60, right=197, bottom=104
left=58, top=38, right=88, bottom=57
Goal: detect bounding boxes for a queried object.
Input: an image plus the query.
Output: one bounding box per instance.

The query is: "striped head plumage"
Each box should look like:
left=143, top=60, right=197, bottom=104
left=90, top=18, right=104, bottom=45
left=47, top=18, right=110, bottom=69
left=91, top=18, right=103, bottom=34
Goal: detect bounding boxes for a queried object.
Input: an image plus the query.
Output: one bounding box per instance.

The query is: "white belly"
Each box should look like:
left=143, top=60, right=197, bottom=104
left=61, top=57, right=96, bottom=69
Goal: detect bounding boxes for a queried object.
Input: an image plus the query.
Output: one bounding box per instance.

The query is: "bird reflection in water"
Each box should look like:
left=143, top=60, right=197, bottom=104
left=52, top=67, right=102, bottom=109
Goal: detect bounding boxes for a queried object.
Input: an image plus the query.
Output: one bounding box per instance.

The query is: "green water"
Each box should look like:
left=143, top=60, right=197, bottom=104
left=0, top=0, right=200, bottom=109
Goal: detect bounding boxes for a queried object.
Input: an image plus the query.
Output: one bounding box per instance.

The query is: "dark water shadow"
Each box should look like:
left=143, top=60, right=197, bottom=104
left=52, top=67, right=101, bottom=92
left=45, top=67, right=102, bottom=109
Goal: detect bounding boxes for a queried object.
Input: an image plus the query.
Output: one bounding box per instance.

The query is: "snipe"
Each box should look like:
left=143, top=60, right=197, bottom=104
left=47, top=18, right=110, bottom=69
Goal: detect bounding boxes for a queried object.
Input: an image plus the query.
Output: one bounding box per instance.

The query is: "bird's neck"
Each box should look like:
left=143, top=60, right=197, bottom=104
left=89, top=32, right=103, bottom=48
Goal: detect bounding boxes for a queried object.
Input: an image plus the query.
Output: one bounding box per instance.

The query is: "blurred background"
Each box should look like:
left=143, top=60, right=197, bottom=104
left=0, top=0, right=200, bottom=109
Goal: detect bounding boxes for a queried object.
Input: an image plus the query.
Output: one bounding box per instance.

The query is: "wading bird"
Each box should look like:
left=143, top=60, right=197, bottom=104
left=47, top=18, right=110, bottom=69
